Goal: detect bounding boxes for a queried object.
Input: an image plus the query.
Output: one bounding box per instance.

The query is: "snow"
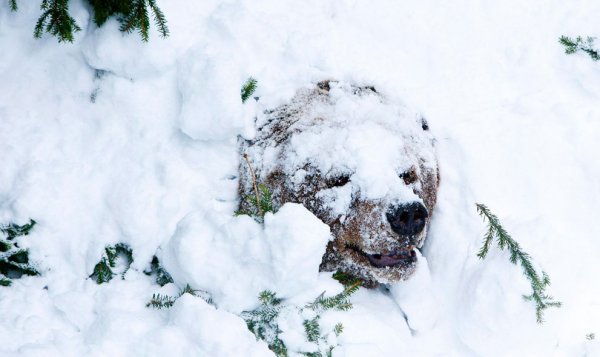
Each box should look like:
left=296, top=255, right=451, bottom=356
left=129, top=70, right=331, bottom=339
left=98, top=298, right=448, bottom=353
left=1, top=0, right=600, bottom=355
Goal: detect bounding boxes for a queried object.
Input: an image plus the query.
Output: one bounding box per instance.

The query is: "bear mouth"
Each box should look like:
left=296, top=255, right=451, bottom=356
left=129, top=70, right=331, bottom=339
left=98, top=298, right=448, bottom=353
left=346, top=245, right=417, bottom=268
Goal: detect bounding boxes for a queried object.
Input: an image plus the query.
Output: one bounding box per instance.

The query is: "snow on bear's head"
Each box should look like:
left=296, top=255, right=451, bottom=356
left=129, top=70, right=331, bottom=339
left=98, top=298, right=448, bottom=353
left=239, top=80, right=439, bottom=286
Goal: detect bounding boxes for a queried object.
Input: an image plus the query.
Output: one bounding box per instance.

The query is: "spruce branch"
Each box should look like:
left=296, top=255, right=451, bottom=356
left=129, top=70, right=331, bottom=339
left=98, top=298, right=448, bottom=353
left=303, top=316, right=321, bottom=343
left=333, top=323, right=343, bottom=337
left=241, top=77, right=258, bottom=103
left=559, top=35, right=600, bottom=61
left=9, top=0, right=17, bottom=11
left=476, top=203, right=561, bottom=323
left=0, top=275, right=11, bottom=286
left=148, top=0, right=169, bottom=38
left=147, top=284, right=213, bottom=309
left=244, top=287, right=353, bottom=357
left=238, top=154, right=275, bottom=220
left=306, top=280, right=361, bottom=312
left=90, top=243, right=133, bottom=284
left=146, top=293, right=177, bottom=309
left=244, top=153, right=263, bottom=217
left=1, top=219, right=36, bottom=239
left=0, top=219, right=40, bottom=286
left=144, top=255, right=174, bottom=287
left=34, top=0, right=81, bottom=43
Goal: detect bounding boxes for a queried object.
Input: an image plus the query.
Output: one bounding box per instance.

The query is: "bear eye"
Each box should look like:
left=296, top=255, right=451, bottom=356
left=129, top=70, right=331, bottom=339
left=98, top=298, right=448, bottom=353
left=325, top=174, right=350, bottom=188
left=400, top=168, right=418, bottom=185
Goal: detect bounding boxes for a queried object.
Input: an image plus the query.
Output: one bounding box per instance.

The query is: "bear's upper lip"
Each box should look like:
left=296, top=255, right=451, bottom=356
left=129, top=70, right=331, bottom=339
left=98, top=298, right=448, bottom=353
left=347, top=244, right=417, bottom=268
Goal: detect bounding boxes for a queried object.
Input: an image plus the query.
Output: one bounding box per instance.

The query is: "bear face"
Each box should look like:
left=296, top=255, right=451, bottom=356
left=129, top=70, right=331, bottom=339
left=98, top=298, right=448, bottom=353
left=238, top=81, right=439, bottom=287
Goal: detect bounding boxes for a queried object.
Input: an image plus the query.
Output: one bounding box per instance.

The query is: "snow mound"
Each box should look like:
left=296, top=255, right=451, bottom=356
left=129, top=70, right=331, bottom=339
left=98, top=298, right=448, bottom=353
left=161, top=203, right=331, bottom=312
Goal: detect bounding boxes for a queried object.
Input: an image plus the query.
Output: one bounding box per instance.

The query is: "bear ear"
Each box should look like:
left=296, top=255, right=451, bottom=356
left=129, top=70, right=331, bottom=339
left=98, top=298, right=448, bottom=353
left=317, top=80, right=331, bottom=92
left=420, top=117, right=429, bottom=131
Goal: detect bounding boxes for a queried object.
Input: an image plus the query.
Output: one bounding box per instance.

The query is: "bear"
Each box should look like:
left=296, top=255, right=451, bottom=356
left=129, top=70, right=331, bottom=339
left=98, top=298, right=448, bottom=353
left=238, top=80, right=439, bottom=287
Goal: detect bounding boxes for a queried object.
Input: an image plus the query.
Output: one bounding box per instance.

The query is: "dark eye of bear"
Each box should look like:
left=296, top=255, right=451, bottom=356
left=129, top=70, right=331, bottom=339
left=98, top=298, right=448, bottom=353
left=325, top=175, right=350, bottom=188
left=400, top=169, right=418, bottom=185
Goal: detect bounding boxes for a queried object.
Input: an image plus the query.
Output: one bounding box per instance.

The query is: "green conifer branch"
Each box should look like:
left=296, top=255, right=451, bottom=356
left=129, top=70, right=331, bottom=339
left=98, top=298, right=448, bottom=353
left=333, top=323, right=343, bottom=337
left=9, top=0, right=17, bottom=11
left=559, top=35, right=600, bottom=61
left=306, top=280, right=361, bottom=312
left=243, top=287, right=352, bottom=357
left=146, top=284, right=213, bottom=309
left=144, top=256, right=174, bottom=286
left=0, top=220, right=40, bottom=286
left=1, top=219, right=36, bottom=239
left=476, top=203, right=561, bottom=323
left=34, top=0, right=81, bottom=43
left=303, top=316, right=321, bottom=343
left=241, top=77, right=258, bottom=103
left=237, top=154, right=276, bottom=221
left=0, top=275, right=11, bottom=286
left=146, top=293, right=177, bottom=309
left=148, top=0, right=168, bottom=38
left=90, top=243, right=133, bottom=284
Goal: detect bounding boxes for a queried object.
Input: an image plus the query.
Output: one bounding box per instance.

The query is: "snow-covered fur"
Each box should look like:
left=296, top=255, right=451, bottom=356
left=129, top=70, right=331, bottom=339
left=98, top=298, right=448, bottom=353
left=239, top=81, right=439, bottom=286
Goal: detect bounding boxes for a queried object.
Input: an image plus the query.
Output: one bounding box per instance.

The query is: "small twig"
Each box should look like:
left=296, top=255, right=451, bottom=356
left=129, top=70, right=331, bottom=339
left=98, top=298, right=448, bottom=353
left=243, top=153, right=263, bottom=217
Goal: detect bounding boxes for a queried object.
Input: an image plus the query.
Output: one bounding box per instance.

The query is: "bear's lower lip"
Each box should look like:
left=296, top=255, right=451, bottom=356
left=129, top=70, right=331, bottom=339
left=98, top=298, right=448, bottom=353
left=347, top=245, right=417, bottom=268
left=366, top=249, right=416, bottom=268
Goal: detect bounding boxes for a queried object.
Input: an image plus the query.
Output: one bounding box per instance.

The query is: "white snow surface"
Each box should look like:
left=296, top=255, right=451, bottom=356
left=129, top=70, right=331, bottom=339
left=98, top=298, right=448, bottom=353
left=1, top=0, right=600, bottom=356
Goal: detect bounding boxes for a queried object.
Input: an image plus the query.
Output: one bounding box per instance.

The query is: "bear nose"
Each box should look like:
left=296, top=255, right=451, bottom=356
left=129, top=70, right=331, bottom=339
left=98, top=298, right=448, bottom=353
left=386, top=202, right=428, bottom=236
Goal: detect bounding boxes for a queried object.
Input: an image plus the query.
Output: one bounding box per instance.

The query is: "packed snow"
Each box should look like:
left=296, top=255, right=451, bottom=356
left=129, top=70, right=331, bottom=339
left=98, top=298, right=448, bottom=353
left=2, top=0, right=600, bottom=356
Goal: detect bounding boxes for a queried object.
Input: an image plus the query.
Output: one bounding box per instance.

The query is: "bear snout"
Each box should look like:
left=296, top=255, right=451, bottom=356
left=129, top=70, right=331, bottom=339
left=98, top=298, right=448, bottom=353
left=386, top=202, right=428, bottom=237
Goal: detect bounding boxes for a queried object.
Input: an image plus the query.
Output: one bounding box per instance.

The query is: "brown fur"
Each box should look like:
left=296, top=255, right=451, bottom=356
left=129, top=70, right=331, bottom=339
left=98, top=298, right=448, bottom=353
left=238, top=81, right=439, bottom=287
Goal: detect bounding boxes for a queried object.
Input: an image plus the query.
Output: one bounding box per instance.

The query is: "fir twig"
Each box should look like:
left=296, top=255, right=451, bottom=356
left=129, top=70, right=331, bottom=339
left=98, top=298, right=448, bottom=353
left=0, top=219, right=40, bottom=286
left=306, top=280, right=361, bottom=312
left=241, top=77, right=258, bottom=103
left=148, top=0, right=169, bottom=38
left=146, top=293, right=177, bottom=309
left=333, top=323, right=343, bottom=337
left=559, top=35, right=600, bottom=61
left=303, top=316, right=321, bottom=343
left=476, top=203, right=561, bottom=323
left=9, top=0, right=17, bottom=11
left=144, top=256, right=174, bottom=286
left=34, top=0, right=81, bottom=43
left=243, top=153, right=263, bottom=217
left=1, top=219, right=36, bottom=239
left=90, top=243, right=133, bottom=284
left=146, top=284, right=213, bottom=309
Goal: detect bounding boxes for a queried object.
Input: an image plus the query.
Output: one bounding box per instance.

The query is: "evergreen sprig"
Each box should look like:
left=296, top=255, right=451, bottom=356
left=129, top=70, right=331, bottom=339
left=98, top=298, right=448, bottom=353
left=144, top=255, right=174, bottom=287
left=13, top=0, right=168, bottom=42
left=120, top=0, right=168, bottom=42
left=90, top=243, right=133, bottom=284
left=476, top=203, right=561, bottom=323
left=146, top=293, right=177, bottom=309
left=333, top=323, right=343, bottom=337
left=245, top=184, right=274, bottom=216
left=559, top=35, right=600, bottom=61
left=34, top=0, right=81, bottom=43
left=244, top=284, right=357, bottom=357
left=146, top=284, right=214, bottom=309
left=0, top=219, right=36, bottom=239
left=303, top=316, right=321, bottom=343
left=242, top=290, right=288, bottom=357
left=241, top=77, right=258, bottom=103
left=0, top=219, right=40, bottom=286
left=306, top=280, right=361, bottom=312
left=236, top=183, right=276, bottom=220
